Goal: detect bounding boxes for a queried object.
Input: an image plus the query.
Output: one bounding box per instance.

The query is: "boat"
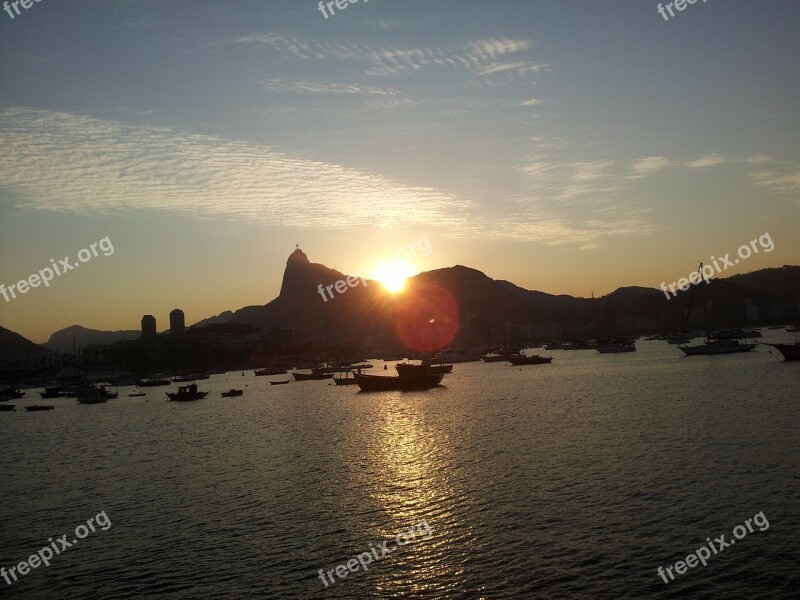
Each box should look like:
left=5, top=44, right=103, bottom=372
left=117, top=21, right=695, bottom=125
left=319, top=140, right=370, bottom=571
left=481, top=353, right=514, bottom=363
left=0, top=387, right=24, bottom=400
left=544, top=341, right=568, bottom=350
left=596, top=339, right=636, bottom=353
left=136, top=378, right=172, bottom=387
left=75, top=384, right=118, bottom=404
left=128, top=391, right=146, bottom=397
left=0, top=404, right=16, bottom=411
left=354, top=362, right=445, bottom=392
left=763, top=342, right=800, bottom=361
left=255, top=367, right=288, bottom=376
left=172, top=373, right=210, bottom=382
left=221, top=389, right=244, bottom=397
left=508, top=354, right=553, bottom=365
left=680, top=339, right=757, bottom=355
left=39, top=386, right=64, bottom=399
left=293, top=371, right=334, bottom=381
left=25, top=405, right=54, bottom=411
left=166, top=383, right=209, bottom=401
left=270, top=380, right=291, bottom=385
left=333, top=371, right=358, bottom=386
left=678, top=263, right=756, bottom=357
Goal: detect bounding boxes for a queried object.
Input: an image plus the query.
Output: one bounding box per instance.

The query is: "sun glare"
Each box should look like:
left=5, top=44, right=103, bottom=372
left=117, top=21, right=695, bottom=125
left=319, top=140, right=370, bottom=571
left=370, top=260, right=417, bottom=293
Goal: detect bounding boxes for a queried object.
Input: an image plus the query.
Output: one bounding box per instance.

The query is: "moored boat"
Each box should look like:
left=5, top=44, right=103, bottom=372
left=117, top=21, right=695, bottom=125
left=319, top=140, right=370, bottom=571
left=0, top=387, right=24, bottom=400
left=508, top=354, right=553, bottom=365
left=293, top=371, right=334, bottom=381
left=255, top=367, right=288, bottom=376
left=333, top=371, right=358, bottom=386
left=764, top=342, right=800, bottom=361
left=137, top=378, right=172, bottom=387
left=39, top=386, right=63, bottom=399
left=0, top=404, right=16, bottom=411
left=221, top=389, right=244, bottom=397
left=270, top=380, right=291, bottom=385
left=354, top=362, right=445, bottom=392
left=167, top=383, right=208, bottom=401
left=25, top=405, right=54, bottom=411
left=680, top=339, right=756, bottom=356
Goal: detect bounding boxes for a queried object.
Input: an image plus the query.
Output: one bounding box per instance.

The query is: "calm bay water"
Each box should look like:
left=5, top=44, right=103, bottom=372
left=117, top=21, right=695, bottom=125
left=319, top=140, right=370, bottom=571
left=1, top=339, right=798, bottom=599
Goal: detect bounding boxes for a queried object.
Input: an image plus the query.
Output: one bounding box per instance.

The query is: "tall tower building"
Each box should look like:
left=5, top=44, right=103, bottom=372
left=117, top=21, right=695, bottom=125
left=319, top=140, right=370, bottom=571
left=141, top=315, right=157, bottom=339
left=170, top=309, right=186, bottom=336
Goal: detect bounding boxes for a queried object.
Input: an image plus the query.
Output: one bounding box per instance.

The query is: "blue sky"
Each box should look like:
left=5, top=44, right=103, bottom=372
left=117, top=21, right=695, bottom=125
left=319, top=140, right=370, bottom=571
left=1, top=0, right=799, bottom=342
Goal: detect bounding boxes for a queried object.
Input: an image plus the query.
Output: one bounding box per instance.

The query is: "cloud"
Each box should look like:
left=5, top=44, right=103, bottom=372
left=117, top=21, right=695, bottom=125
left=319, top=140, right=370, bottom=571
left=0, top=108, right=465, bottom=231
left=687, top=154, right=727, bottom=168
left=630, top=156, right=672, bottom=176
left=0, top=108, right=652, bottom=248
left=220, top=34, right=547, bottom=82
left=518, top=98, right=544, bottom=107
left=262, top=79, right=401, bottom=96
left=750, top=169, right=800, bottom=197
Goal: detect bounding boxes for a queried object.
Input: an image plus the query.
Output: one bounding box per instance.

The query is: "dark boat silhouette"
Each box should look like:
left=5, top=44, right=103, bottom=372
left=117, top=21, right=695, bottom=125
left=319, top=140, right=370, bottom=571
left=270, top=380, right=290, bottom=385
left=167, top=383, right=208, bottom=401
left=25, top=405, right=54, bottom=411
left=508, top=354, right=553, bottom=365
left=764, top=342, right=800, bottom=361
left=293, top=372, right=334, bottom=381
left=221, top=389, right=244, bottom=397
left=0, top=404, right=16, bottom=411
left=255, top=368, right=288, bottom=376
left=354, top=362, right=445, bottom=392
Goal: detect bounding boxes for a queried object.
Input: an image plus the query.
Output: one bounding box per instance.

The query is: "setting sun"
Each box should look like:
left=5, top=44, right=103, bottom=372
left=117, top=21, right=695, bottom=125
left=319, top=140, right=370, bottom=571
left=369, top=259, right=417, bottom=293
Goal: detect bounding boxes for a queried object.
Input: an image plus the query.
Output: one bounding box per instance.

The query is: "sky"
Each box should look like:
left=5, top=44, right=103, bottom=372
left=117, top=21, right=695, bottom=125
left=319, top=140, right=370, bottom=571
left=1, top=0, right=799, bottom=343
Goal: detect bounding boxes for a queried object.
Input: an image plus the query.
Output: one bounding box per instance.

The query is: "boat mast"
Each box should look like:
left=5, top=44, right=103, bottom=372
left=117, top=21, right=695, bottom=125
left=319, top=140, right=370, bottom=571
left=680, top=263, right=703, bottom=344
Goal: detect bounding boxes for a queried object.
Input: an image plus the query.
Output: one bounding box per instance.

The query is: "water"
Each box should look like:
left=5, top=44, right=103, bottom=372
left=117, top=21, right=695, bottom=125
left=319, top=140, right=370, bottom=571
left=1, top=339, right=798, bottom=598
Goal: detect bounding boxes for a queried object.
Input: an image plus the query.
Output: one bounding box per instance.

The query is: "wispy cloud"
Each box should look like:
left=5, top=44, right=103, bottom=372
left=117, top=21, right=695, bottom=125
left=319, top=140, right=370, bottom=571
left=262, top=79, right=402, bottom=96
left=0, top=108, right=652, bottom=247
left=219, top=34, right=547, bottom=82
left=687, top=154, right=728, bottom=168
left=630, top=156, right=672, bottom=177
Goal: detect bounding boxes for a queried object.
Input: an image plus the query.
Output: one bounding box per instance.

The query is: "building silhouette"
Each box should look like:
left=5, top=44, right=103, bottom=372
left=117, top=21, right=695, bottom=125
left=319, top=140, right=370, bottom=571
left=170, top=309, right=186, bottom=336
left=141, top=315, right=157, bottom=339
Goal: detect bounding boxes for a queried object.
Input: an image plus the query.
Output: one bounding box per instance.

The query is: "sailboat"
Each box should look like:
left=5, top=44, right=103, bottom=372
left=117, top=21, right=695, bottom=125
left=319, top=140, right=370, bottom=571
left=679, top=263, right=756, bottom=356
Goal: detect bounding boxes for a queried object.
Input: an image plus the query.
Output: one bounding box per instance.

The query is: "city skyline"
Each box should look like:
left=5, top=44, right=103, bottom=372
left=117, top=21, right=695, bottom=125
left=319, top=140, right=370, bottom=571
left=2, top=0, right=799, bottom=342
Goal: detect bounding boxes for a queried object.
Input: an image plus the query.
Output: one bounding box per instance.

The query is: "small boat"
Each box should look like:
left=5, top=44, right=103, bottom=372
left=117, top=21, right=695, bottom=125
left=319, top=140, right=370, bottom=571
left=596, top=339, right=636, bottom=353
left=544, top=341, right=568, bottom=350
left=137, top=378, right=172, bottom=387
left=764, top=342, right=800, bottom=361
left=75, top=384, right=118, bottom=404
left=0, top=387, right=25, bottom=400
left=39, top=386, right=63, bottom=399
left=255, top=368, right=288, bottom=376
left=128, top=391, right=146, bottom=397
left=333, top=371, right=358, bottom=386
left=172, top=373, right=210, bottom=382
left=0, top=404, right=16, bottom=411
left=221, top=389, right=244, bottom=397
left=270, top=380, right=291, bottom=385
left=25, top=405, right=54, bottom=411
left=167, top=383, right=209, bottom=401
left=354, top=362, right=445, bottom=392
left=508, top=354, right=553, bottom=365
left=425, top=362, right=453, bottom=374
left=481, top=353, right=514, bottom=363
left=293, top=372, right=334, bottom=381
left=680, top=339, right=756, bottom=356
